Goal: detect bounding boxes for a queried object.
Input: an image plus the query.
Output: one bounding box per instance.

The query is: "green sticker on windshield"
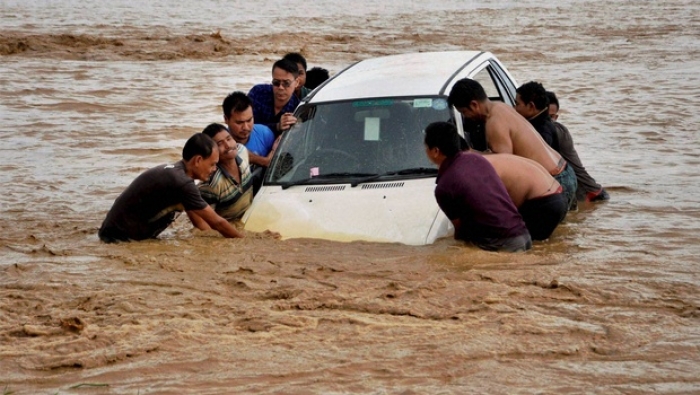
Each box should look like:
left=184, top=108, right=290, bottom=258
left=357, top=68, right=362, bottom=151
left=353, top=99, right=394, bottom=107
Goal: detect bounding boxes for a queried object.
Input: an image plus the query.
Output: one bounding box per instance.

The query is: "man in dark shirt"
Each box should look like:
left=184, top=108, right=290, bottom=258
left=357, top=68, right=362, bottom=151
left=424, top=121, right=532, bottom=252
left=247, top=58, right=301, bottom=137
left=98, top=133, right=245, bottom=242
left=514, top=81, right=579, bottom=210
left=547, top=91, right=610, bottom=203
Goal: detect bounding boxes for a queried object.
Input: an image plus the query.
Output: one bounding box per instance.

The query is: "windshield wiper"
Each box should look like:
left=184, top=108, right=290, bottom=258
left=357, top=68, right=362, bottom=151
left=350, top=167, right=438, bottom=187
left=281, top=172, right=377, bottom=190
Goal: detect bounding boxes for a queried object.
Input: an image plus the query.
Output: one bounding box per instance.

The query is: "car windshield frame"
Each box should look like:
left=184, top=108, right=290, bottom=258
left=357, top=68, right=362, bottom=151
left=264, top=96, right=452, bottom=187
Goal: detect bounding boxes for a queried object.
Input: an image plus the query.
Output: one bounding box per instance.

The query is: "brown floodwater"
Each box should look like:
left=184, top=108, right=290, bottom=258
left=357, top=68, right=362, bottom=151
left=1, top=0, right=699, bottom=393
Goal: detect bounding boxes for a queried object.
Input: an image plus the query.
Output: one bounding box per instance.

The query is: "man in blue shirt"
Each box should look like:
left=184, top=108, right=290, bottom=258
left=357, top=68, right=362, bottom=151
left=247, top=58, right=300, bottom=137
left=222, top=91, right=278, bottom=168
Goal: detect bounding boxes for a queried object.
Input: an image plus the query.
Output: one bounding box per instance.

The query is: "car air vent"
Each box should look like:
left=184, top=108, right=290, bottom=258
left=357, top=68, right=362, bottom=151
left=305, top=185, right=347, bottom=192
left=361, top=182, right=405, bottom=190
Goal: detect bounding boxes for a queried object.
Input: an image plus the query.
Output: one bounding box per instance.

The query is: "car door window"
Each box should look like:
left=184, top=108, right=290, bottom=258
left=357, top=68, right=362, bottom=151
left=470, top=62, right=517, bottom=106
left=471, top=66, right=502, bottom=101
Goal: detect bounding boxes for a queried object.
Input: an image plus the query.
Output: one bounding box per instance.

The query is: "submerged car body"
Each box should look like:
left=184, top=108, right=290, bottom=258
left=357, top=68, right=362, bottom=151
left=242, top=51, right=518, bottom=245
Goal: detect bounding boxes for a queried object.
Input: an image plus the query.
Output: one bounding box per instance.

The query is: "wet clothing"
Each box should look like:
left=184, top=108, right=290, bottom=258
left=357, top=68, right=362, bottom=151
left=198, top=145, right=255, bottom=221
left=553, top=122, right=606, bottom=201
left=552, top=159, right=578, bottom=211
left=474, top=233, right=532, bottom=252
left=247, top=84, right=300, bottom=136
left=529, top=109, right=561, bottom=152
left=435, top=151, right=531, bottom=252
left=518, top=187, right=568, bottom=241
left=528, top=111, right=578, bottom=210
left=98, top=161, right=207, bottom=242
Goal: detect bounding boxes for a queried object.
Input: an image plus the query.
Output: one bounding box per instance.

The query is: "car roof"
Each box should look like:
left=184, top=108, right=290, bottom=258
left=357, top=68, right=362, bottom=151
left=307, top=51, right=491, bottom=103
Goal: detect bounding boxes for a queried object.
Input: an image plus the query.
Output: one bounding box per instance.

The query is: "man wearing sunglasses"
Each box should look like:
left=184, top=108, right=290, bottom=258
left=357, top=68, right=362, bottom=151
left=248, top=58, right=301, bottom=137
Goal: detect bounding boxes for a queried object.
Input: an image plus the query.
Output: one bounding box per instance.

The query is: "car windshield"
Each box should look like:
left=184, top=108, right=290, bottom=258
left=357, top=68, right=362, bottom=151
left=265, top=97, right=452, bottom=186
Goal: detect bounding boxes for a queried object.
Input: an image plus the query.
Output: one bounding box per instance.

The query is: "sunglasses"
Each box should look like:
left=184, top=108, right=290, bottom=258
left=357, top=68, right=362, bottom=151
left=272, top=79, right=294, bottom=88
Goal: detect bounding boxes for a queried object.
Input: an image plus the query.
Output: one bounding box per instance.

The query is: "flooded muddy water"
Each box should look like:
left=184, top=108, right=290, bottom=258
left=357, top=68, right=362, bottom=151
left=1, top=0, right=699, bottom=393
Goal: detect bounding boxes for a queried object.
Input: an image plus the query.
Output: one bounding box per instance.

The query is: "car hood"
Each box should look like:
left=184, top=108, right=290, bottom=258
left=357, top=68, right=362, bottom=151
left=242, top=179, right=452, bottom=245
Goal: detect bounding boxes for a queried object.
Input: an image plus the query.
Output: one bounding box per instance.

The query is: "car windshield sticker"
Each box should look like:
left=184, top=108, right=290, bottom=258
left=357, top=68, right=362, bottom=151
left=413, top=98, right=432, bottom=108
left=432, top=98, right=448, bottom=110
left=364, top=117, right=381, bottom=141
left=353, top=99, right=394, bottom=107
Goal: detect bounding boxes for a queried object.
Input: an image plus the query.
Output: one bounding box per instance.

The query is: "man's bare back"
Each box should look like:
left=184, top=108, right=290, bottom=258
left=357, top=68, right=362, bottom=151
left=481, top=152, right=560, bottom=207
left=485, top=101, right=563, bottom=174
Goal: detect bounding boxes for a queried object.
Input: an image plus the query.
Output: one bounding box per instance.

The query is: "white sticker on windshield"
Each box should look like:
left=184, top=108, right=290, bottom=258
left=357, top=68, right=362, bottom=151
left=364, top=117, right=380, bottom=141
left=413, top=98, right=433, bottom=108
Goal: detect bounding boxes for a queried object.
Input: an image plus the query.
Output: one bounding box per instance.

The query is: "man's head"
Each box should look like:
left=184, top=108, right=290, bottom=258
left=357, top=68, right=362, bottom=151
left=283, top=52, right=307, bottom=93
left=448, top=78, right=488, bottom=122
left=222, top=91, right=254, bottom=144
left=202, top=123, right=238, bottom=163
left=305, top=66, right=330, bottom=91
left=271, top=58, right=299, bottom=106
left=182, top=133, right=219, bottom=181
left=515, top=81, right=549, bottom=119
left=546, top=91, right=560, bottom=121
left=424, top=121, right=461, bottom=165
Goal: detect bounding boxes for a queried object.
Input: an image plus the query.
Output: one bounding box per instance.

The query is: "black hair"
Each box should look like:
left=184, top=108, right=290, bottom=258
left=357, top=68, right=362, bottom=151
left=516, top=81, right=549, bottom=111
left=546, top=90, right=559, bottom=111
left=283, top=52, right=307, bottom=71
left=272, top=58, right=299, bottom=77
left=182, top=133, right=216, bottom=161
left=201, top=123, right=228, bottom=139
left=222, top=91, right=252, bottom=119
left=305, top=67, right=330, bottom=90
left=424, top=121, right=461, bottom=158
left=447, top=78, right=488, bottom=109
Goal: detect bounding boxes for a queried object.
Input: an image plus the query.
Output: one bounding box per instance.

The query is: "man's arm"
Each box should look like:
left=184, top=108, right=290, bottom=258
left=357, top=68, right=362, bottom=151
left=187, top=211, right=211, bottom=231
left=248, top=135, right=281, bottom=168
left=187, top=206, right=244, bottom=238
left=248, top=151, right=275, bottom=168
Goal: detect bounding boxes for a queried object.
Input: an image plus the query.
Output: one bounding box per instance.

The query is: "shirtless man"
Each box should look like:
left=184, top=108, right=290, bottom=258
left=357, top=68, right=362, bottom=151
left=447, top=78, right=577, bottom=209
left=481, top=152, right=568, bottom=240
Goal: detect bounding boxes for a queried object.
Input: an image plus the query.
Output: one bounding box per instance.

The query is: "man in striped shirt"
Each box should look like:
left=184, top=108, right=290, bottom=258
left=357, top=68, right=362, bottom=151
left=191, top=123, right=255, bottom=224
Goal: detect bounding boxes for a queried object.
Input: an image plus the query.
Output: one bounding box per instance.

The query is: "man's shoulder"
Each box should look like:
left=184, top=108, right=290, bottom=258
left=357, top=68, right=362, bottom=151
left=142, top=161, right=190, bottom=183
left=486, top=103, right=519, bottom=129
left=252, top=123, right=275, bottom=137
left=248, top=83, right=273, bottom=96
left=198, top=168, right=227, bottom=195
left=553, top=121, right=571, bottom=134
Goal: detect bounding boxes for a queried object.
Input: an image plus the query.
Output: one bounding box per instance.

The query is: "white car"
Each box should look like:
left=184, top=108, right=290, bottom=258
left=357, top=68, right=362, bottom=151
left=242, top=51, right=519, bottom=245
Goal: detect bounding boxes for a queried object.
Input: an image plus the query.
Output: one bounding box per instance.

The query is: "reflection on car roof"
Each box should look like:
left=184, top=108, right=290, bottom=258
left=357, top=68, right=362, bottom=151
left=309, top=51, right=484, bottom=102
